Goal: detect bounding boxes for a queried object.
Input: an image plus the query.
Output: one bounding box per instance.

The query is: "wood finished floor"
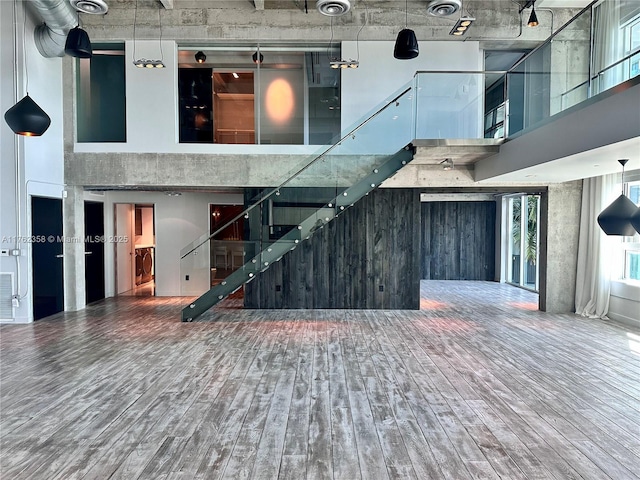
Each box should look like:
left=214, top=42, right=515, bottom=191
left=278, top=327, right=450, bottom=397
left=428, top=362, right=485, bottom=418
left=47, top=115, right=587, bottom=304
left=1, top=281, right=639, bottom=480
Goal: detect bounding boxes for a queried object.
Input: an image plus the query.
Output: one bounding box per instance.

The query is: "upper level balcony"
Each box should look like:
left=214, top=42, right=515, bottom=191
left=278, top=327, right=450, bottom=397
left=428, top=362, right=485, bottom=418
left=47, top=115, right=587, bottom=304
left=65, top=0, right=640, bottom=189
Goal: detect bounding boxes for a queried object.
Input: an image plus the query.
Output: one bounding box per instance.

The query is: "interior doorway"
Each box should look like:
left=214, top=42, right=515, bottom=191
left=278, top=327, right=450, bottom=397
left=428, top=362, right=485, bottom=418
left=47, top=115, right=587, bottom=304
left=114, top=203, right=156, bottom=296
left=84, top=201, right=105, bottom=304
left=31, top=196, right=64, bottom=320
left=213, top=71, right=255, bottom=144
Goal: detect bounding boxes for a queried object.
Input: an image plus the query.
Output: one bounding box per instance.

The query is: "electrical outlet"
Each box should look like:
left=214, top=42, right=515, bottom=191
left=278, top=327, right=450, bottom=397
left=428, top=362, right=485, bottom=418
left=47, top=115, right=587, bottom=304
left=379, top=285, right=384, bottom=292
left=275, top=285, right=281, bottom=292
left=185, top=275, right=189, bottom=281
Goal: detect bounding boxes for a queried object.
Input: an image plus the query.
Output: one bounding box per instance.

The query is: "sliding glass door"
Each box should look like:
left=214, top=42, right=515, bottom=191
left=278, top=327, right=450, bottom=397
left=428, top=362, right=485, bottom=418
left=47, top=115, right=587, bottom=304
left=506, top=194, right=540, bottom=291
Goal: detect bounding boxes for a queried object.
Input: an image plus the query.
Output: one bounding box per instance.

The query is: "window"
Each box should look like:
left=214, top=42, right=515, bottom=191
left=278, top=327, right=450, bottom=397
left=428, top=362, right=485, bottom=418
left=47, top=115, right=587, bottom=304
left=621, top=180, right=640, bottom=281
left=505, top=194, right=541, bottom=291
left=76, top=43, right=126, bottom=142
left=484, top=103, right=505, bottom=139
left=177, top=45, right=341, bottom=145
left=591, top=1, right=640, bottom=94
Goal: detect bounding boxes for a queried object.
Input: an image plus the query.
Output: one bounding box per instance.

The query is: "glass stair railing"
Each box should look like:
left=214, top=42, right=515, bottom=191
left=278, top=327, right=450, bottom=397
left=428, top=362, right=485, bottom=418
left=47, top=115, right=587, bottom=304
left=180, top=82, right=416, bottom=321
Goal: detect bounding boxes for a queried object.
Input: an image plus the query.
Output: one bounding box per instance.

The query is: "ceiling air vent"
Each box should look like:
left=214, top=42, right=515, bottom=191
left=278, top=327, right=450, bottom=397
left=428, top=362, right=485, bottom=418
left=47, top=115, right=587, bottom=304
left=70, top=0, right=109, bottom=15
left=426, top=0, right=462, bottom=17
left=316, top=0, right=351, bottom=16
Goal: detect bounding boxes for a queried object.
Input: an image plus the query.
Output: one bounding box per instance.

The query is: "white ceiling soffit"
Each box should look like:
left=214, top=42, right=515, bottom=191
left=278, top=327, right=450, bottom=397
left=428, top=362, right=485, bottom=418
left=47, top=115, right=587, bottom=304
left=480, top=137, right=640, bottom=184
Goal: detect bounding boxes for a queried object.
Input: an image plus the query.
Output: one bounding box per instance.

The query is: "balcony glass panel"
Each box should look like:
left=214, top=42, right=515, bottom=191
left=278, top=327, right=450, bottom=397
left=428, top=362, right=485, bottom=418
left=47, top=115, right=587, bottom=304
left=414, top=73, right=486, bottom=139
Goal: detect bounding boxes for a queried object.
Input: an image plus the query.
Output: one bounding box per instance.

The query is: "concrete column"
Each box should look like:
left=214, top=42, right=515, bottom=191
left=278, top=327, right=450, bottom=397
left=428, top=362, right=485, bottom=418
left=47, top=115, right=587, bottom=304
left=63, top=185, right=86, bottom=311
left=539, top=180, right=582, bottom=313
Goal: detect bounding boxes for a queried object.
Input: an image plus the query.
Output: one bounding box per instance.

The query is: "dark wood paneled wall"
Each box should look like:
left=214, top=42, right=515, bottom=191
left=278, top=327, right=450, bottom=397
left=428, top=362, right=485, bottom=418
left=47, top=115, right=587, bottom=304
left=245, top=189, right=421, bottom=309
left=421, top=201, right=496, bottom=281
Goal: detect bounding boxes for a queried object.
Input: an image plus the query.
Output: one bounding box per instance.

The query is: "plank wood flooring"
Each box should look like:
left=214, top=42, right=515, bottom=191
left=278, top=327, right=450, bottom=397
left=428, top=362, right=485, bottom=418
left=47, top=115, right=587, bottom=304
left=1, top=281, right=639, bottom=479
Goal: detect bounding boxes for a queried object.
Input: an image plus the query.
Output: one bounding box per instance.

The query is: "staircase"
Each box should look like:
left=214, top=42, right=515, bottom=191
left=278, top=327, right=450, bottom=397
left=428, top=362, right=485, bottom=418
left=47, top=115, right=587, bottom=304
left=181, top=84, right=416, bottom=321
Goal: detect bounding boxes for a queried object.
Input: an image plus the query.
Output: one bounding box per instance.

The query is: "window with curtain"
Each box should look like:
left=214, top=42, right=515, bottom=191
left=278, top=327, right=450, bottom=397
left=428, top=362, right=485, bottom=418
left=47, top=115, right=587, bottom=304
left=591, top=0, right=640, bottom=94
left=621, top=180, right=640, bottom=281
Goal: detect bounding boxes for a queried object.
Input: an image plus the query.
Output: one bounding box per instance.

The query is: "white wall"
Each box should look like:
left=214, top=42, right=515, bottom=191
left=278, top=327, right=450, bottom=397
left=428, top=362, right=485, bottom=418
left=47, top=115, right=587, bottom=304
left=125, top=40, right=178, bottom=151
left=340, top=40, right=483, bottom=128
left=609, top=281, right=640, bottom=328
left=98, top=191, right=243, bottom=298
left=336, top=41, right=483, bottom=154
left=0, top=2, right=64, bottom=323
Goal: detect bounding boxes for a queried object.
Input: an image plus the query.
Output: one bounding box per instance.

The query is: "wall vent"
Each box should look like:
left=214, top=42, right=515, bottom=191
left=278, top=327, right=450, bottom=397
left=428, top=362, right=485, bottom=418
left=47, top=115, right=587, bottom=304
left=0, top=273, right=15, bottom=322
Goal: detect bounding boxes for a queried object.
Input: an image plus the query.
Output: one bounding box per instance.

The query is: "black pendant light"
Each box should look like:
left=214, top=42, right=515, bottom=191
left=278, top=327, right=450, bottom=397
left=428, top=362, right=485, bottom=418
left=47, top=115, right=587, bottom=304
left=527, top=1, right=539, bottom=27
left=394, top=0, right=418, bottom=59
left=195, top=51, right=206, bottom=63
left=65, top=26, right=92, bottom=58
left=630, top=207, right=640, bottom=234
left=252, top=51, right=264, bottom=64
left=597, top=159, right=638, bottom=236
left=4, top=94, right=51, bottom=136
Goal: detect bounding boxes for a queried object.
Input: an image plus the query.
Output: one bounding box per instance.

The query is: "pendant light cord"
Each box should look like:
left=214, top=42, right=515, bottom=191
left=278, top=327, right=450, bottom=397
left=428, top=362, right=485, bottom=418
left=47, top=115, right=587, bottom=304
left=133, top=0, right=138, bottom=61
left=158, top=4, right=164, bottom=62
left=405, top=0, right=408, bottom=28
left=327, top=16, right=334, bottom=61
left=355, top=0, right=368, bottom=62
left=20, top=0, right=28, bottom=94
left=618, top=159, right=629, bottom=195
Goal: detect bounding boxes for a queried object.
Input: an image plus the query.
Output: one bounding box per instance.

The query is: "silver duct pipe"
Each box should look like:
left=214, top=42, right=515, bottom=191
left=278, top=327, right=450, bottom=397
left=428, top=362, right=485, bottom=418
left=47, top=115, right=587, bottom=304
left=31, top=0, right=78, bottom=58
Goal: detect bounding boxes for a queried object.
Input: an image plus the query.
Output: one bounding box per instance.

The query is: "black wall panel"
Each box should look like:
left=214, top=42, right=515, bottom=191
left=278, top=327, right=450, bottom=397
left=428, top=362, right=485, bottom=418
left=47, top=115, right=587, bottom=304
left=421, top=201, right=496, bottom=281
left=245, top=189, right=421, bottom=309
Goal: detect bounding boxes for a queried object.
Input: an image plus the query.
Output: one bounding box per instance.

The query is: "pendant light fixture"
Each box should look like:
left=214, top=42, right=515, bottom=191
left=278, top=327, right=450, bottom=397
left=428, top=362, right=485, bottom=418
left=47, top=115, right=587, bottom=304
left=527, top=1, right=539, bottom=27
left=597, top=159, right=638, bottom=236
left=65, top=26, right=93, bottom=58
left=4, top=95, right=51, bottom=136
left=630, top=205, right=640, bottom=234
left=195, top=51, right=206, bottom=64
left=394, top=0, right=419, bottom=59
left=4, top=0, right=51, bottom=136
left=132, top=0, right=165, bottom=69
left=252, top=51, right=264, bottom=64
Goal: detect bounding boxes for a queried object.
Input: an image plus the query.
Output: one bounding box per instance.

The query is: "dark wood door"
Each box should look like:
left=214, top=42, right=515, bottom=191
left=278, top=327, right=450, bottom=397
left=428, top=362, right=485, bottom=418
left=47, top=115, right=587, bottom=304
left=84, top=201, right=105, bottom=304
left=31, top=196, right=64, bottom=320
